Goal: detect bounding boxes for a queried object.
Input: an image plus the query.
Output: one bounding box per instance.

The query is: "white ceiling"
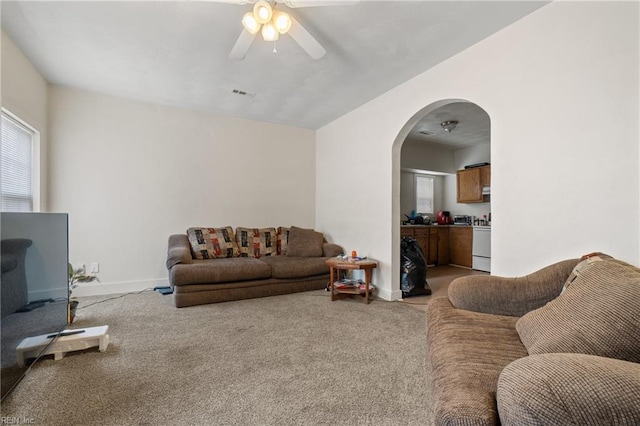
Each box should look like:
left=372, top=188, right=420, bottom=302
left=407, top=101, right=491, bottom=150
left=1, top=0, right=547, bottom=130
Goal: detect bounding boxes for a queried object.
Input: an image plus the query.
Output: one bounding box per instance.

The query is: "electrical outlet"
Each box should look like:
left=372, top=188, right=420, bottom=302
left=90, top=262, right=100, bottom=274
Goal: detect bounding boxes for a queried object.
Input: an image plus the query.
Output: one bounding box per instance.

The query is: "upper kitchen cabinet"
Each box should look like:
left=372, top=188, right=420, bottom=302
left=457, top=165, right=490, bottom=203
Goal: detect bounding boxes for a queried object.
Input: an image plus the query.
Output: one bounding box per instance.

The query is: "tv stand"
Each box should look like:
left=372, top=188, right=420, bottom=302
left=16, top=325, right=109, bottom=367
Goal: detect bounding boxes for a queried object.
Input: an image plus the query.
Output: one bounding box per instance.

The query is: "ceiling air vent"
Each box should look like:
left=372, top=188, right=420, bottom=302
left=231, top=89, right=256, bottom=97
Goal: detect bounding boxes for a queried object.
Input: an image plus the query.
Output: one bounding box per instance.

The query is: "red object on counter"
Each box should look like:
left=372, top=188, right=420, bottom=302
left=437, top=210, right=452, bottom=225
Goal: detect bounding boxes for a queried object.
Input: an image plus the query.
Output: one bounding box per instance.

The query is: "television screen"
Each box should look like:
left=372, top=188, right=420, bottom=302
left=1, top=212, right=69, bottom=400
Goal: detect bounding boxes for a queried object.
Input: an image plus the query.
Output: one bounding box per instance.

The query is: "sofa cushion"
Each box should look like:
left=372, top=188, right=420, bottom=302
left=170, top=257, right=272, bottom=285
left=186, top=227, right=239, bottom=259
left=277, top=227, right=290, bottom=255
left=236, top=227, right=277, bottom=258
left=497, top=353, right=640, bottom=426
left=516, top=259, right=640, bottom=363
left=259, top=256, right=329, bottom=279
left=286, top=226, right=323, bottom=257
left=427, top=297, right=528, bottom=425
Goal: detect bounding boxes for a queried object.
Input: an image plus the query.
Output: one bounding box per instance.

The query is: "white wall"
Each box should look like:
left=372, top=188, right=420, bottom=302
left=1, top=31, right=49, bottom=210
left=48, top=86, right=317, bottom=295
left=316, top=2, right=639, bottom=300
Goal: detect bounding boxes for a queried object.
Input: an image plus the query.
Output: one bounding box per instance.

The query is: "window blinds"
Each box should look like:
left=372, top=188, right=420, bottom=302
left=416, top=175, right=434, bottom=214
left=1, top=112, right=34, bottom=212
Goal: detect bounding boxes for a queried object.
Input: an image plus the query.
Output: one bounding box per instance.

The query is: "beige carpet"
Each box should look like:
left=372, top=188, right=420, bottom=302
left=400, top=266, right=486, bottom=312
left=1, top=290, right=434, bottom=425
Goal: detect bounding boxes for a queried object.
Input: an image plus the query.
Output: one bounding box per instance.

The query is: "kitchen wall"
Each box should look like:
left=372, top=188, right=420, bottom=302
left=400, top=137, right=490, bottom=223
left=442, top=142, right=491, bottom=219
left=400, top=171, right=445, bottom=220
left=1, top=31, right=49, bottom=210
left=400, top=138, right=454, bottom=173
left=316, top=1, right=639, bottom=301
left=47, top=86, right=317, bottom=295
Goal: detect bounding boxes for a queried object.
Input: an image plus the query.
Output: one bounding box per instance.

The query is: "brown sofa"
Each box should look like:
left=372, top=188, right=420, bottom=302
left=426, top=254, right=640, bottom=425
left=166, top=226, right=343, bottom=308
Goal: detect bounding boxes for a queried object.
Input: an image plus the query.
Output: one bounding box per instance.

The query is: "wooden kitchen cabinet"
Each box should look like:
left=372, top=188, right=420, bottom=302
left=413, top=228, right=430, bottom=265
left=428, top=228, right=438, bottom=265
left=457, top=165, right=490, bottom=203
left=437, top=228, right=450, bottom=265
left=449, top=226, right=473, bottom=268
left=400, top=227, right=414, bottom=238
left=400, top=226, right=446, bottom=266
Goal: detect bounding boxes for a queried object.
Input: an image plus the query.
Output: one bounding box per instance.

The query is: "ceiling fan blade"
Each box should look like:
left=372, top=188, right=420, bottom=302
left=282, top=0, right=360, bottom=7
left=288, top=16, right=326, bottom=60
left=229, top=29, right=257, bottom=60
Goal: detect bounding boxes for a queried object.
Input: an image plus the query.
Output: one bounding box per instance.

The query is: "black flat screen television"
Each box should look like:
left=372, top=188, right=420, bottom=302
left=1, top=212, right=69, bottom=401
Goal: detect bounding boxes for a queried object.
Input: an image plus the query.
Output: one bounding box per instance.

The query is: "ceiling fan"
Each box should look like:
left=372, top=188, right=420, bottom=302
left=212, top=0, right=359, bottom=60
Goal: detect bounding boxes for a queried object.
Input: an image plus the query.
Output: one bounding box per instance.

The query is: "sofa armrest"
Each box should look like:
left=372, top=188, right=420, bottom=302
left=166, top=234, right=193, bottom=269
left=322, top=243, right=343, bottom=258
left=448, top=258, right=578, bottom=316
left=497, top=353, right=640, bottom=426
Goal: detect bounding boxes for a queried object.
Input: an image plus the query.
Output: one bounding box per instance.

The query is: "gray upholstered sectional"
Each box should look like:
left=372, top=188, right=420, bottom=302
left=166, top=226, right=342, bottom=308
left=427, top=254, right=640, bottom=425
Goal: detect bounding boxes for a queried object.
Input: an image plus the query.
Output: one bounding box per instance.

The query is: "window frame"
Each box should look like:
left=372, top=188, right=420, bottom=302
left=1, top=109, right=41, bottom=212
left=414, top=174, right=434, bottom=215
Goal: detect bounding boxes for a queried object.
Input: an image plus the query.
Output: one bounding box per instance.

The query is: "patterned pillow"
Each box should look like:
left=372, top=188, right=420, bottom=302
left=277, top=227, right=290, bottom=255
left=236, top=227, right=278, bottom=258
left=186, top=227, right=239, bottom=259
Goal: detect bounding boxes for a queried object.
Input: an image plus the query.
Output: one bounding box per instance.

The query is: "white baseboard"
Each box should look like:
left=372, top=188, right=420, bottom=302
left=72, top=278, right=169, bottom=297
left=377, top=287, right=403, bottom=302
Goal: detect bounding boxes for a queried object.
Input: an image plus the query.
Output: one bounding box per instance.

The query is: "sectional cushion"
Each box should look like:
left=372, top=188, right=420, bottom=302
left=187, top=227, right=239, bottom=259
left=236, top=227, right=278, bottom=258
left=516, top=258, right=640, bottom=363
left=259, top=256, right=329, bottom=279
left=171, top=257, right=271, bottom=285
left=286, top=226, right=324, bottom=257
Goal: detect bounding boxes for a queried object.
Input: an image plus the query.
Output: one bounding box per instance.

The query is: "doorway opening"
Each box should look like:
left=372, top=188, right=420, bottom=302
left=391, top=99, right=491, bottom=300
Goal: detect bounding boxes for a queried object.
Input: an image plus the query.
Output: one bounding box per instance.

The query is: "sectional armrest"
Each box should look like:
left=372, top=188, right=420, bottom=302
left=322, top=243, right=344, bottom=258
left=448, top=258, right=578, bottom=316
left=497, top=353, right=640, bottom=426
left=166, top=234, right=193, bottom=269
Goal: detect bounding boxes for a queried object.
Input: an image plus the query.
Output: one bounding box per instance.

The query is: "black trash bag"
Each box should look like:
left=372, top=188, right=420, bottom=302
left=400, top=237, right=432, bottom=297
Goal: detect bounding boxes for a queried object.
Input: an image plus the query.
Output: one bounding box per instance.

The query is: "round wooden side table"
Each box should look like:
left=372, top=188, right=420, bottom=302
left=325, top=257, right=378, bottom=304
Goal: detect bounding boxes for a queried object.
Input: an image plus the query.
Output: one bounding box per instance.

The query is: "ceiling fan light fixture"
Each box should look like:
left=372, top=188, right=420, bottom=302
left=261, top=21, right=279, bottom=41
left=273, top=10, right=292, bottom=34
left=254, top=0, right=273, bottom=25
left=241, top=12, right=261, bottom=35
left=441, top=120, right=459, bottom=133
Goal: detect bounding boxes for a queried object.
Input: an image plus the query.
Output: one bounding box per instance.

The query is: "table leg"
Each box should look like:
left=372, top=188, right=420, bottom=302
left=364, top=268, right=372, bottom=304
left=330, top=266, right=335, bottom=301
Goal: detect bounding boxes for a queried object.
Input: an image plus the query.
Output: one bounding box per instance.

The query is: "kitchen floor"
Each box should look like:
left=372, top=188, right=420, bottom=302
left=399, top=265, right=488, bottom=312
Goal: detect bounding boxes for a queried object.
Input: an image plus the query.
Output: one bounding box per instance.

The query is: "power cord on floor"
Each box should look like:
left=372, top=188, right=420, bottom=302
left=77, top=288, right=155, bottom=310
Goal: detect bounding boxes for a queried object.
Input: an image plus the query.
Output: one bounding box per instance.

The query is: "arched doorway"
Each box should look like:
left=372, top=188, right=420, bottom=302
left=391, top=99, right=491, bottom=300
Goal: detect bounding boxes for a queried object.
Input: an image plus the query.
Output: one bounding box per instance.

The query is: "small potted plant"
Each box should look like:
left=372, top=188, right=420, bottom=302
left=68, top=263, right=98, bottom=323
